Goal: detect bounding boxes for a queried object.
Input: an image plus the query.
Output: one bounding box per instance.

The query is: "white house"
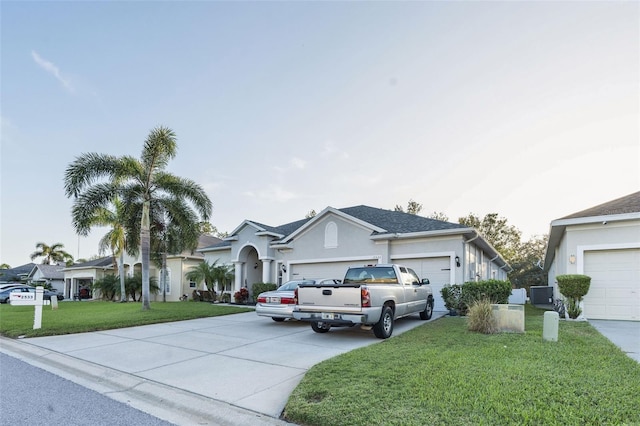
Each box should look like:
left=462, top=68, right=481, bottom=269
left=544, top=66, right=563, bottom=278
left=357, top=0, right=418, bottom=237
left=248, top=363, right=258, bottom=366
left=544, top=191, right=640, bottom=321
left=200, top=205, right=512, bottom=311
left=27, top=263, right=66, bottom=294
left=62, top=257, right=116, bottom=299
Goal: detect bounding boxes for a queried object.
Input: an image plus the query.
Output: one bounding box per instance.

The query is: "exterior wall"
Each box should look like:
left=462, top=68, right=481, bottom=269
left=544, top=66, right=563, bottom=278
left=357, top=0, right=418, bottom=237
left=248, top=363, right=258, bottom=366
left=63, top=267, right=115, bottom=299
left=549, top=220, right=640, bottom=296
left=30, top=269, right=65, bottom=294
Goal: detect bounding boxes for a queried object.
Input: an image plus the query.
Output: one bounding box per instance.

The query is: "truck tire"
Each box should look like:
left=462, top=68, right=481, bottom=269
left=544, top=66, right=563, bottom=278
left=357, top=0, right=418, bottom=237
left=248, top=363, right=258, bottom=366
left=420, top=298, right=434, bottom=320
left=373, top=305, right=394, bottom=339
left=311, top=322, right=330, bottom=333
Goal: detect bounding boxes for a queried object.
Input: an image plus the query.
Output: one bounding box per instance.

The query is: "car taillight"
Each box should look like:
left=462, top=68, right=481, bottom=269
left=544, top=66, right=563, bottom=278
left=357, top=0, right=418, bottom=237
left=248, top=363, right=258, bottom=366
left=294, top=288, right=298, bottom=304
left=361, top=286, right=371, bottom=307
left=257, top=296, right=267, bottom=303
left=280, top=297, right=295, bottom=304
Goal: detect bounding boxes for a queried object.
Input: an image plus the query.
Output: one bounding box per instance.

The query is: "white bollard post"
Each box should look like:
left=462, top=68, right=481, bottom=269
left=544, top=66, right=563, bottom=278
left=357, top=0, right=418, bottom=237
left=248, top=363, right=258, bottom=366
left=33, top=286, right=44, bottom=329
left=543, top=311, right=559, bottom=342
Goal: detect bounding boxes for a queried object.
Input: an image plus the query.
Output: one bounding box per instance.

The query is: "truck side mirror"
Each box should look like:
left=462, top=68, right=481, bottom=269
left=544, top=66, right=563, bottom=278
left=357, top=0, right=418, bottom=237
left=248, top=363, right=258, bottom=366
left=422, top=278, right=430, bottom=285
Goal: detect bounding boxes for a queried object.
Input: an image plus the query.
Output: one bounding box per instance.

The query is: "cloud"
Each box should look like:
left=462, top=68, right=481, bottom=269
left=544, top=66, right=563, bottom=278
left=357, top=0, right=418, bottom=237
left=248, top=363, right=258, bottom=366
left=322, top=140, right=349, bottom=160
left=31, top=50, right=75, bottom=92
left=244, top=185, right=297, bottom=202
left=290, top=157, right=306, bottom=169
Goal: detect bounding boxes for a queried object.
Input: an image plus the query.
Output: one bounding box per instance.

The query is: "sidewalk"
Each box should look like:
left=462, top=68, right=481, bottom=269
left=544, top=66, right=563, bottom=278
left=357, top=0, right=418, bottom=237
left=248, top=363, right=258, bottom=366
left=0, top=311, right=444, bottom=425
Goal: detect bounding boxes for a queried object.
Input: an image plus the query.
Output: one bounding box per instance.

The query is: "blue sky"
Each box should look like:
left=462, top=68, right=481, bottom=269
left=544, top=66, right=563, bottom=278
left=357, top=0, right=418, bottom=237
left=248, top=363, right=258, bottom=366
left=1, top=1, right=638, bottom=268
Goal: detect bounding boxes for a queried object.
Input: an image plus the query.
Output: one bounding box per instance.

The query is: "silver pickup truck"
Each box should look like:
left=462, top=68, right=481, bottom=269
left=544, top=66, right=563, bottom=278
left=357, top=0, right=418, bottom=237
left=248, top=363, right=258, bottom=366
left=292, top=264, right=434, bottom=339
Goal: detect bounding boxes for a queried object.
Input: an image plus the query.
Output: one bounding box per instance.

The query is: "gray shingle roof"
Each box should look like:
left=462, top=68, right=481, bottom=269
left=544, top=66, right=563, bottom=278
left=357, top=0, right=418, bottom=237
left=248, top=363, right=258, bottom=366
left=65, top=257, right=114, bottom=269
left=34, top=264, right=65, bottom=280
left=559, top=191, right=640, bottom=219
left=339, top=205, right=466, bottom=234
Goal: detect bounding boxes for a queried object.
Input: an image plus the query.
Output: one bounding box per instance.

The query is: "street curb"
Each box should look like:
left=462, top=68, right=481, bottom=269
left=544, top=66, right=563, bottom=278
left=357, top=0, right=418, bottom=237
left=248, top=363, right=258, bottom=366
left=0, top=337, right=293, bottom=425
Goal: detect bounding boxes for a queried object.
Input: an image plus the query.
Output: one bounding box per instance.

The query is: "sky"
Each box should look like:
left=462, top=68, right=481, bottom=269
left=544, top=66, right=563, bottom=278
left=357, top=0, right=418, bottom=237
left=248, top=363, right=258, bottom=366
left=1, top=1, right=638, bottom=268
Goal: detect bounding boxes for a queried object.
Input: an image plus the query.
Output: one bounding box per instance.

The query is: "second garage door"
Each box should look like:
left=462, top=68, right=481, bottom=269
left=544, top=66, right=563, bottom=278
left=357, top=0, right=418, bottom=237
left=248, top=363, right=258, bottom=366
left=583, top=248, right=640, bottom=321
left=290, top=260, right=377, bottom=282
left=397, top=257, right=452, bottom=312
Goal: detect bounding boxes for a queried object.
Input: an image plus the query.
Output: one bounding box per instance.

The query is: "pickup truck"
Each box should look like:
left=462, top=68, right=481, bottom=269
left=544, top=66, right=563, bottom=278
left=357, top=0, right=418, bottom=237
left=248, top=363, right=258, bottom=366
left=292, top=264, right=434, bottom=339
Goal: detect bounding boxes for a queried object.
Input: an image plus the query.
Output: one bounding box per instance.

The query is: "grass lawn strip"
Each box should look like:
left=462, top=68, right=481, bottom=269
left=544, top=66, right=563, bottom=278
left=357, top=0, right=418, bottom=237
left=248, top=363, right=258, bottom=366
left=0, top=301, right=252, bottom=338
left=284, top=305, right=640, bottom=426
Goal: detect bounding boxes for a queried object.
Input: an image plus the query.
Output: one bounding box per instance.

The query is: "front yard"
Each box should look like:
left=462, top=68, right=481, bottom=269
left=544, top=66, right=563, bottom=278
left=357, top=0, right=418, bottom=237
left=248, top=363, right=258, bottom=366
left=284, top=305, right=640, bottom=425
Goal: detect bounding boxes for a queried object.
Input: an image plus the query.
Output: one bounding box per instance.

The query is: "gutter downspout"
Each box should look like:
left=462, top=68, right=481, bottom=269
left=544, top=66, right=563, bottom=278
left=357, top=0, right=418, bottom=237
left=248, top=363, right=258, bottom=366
left=463, top=231, right=480, bottom=282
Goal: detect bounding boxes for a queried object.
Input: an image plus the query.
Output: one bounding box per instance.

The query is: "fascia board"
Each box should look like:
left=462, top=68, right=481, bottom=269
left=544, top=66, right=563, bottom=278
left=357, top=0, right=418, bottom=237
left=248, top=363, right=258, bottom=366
left=370, top=227, right=476, bottom=240
left=228, top=220, right=266, bottom=237
left=551, top=212, right=640, bottom=227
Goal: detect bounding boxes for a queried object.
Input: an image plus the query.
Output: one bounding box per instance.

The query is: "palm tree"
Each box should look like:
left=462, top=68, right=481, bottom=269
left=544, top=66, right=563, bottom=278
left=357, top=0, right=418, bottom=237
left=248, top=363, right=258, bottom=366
left=185, top=260, right=219, bottom=298
left=64, top=126, right=212, bottom=310
left=30, top=242, right=73, bottom=265
left=73, top=198, right=128, bottom=302
left=212, top=263, right=234, bottom=295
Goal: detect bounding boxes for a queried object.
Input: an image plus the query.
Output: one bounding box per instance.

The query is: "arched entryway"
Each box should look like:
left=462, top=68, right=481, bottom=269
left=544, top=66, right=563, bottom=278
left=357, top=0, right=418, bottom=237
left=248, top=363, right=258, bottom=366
left=236, top=245, right=262, bottom=302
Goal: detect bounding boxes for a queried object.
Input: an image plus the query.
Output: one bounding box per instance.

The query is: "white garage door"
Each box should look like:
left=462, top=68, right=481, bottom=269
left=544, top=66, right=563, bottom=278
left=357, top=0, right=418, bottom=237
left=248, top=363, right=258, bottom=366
left=583, top=249, right=640, bottom=321
left=397, top=257, right=452, bottom=312
left=290, top=260, right=377, bottom=282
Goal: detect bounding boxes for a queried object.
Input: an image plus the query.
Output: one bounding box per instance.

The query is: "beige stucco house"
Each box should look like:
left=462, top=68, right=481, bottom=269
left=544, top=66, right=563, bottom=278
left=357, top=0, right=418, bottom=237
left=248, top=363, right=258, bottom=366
left=544, top=191, right=640, bottom=321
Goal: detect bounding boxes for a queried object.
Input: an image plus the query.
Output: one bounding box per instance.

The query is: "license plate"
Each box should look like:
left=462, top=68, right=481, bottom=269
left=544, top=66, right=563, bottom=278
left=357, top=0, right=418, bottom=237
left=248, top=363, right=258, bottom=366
left=268, top=297, right=281, bottom=303
left=322, top=312, right=340, bottom=320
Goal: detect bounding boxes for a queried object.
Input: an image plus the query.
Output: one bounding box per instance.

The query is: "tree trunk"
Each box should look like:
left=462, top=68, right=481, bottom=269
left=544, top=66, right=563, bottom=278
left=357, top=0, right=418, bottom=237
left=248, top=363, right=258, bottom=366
left=141, top=201, right=151, bottom=310
left=162, top=250, right=167, bottom=302
left=119, top=251, right=126, bottom=302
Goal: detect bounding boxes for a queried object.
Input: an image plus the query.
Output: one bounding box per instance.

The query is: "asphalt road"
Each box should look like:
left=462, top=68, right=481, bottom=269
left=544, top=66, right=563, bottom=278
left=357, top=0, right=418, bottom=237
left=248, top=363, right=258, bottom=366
left=0, top=352, right=173, bottom=426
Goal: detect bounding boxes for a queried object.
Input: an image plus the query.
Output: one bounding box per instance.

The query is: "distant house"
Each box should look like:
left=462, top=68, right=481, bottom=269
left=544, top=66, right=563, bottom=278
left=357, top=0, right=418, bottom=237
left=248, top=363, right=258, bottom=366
left=119, top=234, right=222, bottom=302
left=62, top=257, right=116, bottom=300
left=544, top=191, right=640, bottom=321
left=200, top=205, right=512, bottom=311
left=0, top=263, right=35, bottom=284
left=28, top=263, right=66, bottom=294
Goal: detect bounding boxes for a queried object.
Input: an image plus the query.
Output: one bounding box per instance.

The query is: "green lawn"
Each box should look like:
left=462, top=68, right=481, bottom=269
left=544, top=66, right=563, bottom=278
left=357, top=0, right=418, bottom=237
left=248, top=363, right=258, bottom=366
left=284, top=305, right=640, bottom=426
left=0, top=301, right=252, bottom=338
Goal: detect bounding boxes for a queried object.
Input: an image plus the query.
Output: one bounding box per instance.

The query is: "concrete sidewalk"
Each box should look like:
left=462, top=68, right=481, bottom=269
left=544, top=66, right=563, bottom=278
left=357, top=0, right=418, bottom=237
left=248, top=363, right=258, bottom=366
left=0, top=311, right=444, bottom=425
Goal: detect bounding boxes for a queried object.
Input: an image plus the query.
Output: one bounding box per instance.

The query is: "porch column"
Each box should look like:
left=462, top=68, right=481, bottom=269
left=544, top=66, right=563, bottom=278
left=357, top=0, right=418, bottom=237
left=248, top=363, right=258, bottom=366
left=261, top=259, right=272, bottom=283
left=234, top=262, right=243, bottom=292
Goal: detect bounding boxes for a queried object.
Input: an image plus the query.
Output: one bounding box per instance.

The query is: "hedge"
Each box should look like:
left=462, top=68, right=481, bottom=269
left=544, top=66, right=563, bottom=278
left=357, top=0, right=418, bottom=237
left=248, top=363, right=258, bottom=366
left=252, top=282, right=278, bottom=300
left=556, top=274, right=591, bottom=299
left=441, top=279, right=512, bottom=315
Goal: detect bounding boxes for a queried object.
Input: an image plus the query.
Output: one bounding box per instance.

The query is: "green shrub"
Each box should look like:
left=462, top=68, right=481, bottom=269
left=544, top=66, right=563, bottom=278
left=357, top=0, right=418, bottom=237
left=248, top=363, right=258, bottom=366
left=557, top=274, right=591, bottom=319
left=467, top=298, right=497, bottom=334
left=556, top=274, right=591, bottom=299
left=441, top=284, right=462, bottom=312
left=441, top=280, right=512, bottom=315
left=252, top=282, right=278, bottom=300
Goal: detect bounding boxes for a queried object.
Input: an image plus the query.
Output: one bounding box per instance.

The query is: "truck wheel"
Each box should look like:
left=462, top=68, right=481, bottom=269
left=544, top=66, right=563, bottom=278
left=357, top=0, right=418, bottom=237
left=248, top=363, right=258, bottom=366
left=373, top=305, right=394, bottom=339
left=272, top=317, right=285, bottom=322
left=420, top=298, right=434, bottom=320
left=311, top=322, right=330, bottom=333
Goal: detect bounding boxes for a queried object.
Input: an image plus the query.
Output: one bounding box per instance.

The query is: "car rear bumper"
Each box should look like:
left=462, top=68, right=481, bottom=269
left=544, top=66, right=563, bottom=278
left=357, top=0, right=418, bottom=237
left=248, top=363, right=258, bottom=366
left=292, top=307, right=382, bottom=325
left=255, top=304, right=295, bottom=318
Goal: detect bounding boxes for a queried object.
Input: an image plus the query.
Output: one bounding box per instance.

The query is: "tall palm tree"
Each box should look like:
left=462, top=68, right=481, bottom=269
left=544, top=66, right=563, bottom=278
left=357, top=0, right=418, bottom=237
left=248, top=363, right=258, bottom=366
left=72, top=198, right=128, bottom=302
left=30, top=242, right=73, bottom=265
left=64, top=126, right=212, bottom=310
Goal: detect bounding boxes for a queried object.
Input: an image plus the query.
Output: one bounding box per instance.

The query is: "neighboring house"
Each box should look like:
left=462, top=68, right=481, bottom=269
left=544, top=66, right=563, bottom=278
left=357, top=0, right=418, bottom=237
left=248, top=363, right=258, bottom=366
left=28, top=263, right=66, bottom=294
left=120, top=234, right=222, bottom=302
left=200, top=205, right=512, bottom=311
left=0, top=263, right=35, bottom=284
left=544, top=191, right=640, bottom=321
left=62, top=257, right=116, bottom=300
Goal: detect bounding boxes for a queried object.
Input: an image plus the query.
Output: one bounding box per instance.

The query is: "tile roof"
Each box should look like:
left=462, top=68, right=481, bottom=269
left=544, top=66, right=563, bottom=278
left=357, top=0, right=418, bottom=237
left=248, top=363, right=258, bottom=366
left=559, top=191, right=640, bottom=219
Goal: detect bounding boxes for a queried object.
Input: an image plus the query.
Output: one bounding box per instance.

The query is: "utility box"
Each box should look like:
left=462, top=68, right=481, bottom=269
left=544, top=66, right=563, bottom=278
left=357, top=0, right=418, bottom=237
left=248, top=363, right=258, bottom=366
left=491, top=304, right=525, bottom=333
left=543, top=311, right=559, bottom=342
left=530, top=286, right=554, bottom=305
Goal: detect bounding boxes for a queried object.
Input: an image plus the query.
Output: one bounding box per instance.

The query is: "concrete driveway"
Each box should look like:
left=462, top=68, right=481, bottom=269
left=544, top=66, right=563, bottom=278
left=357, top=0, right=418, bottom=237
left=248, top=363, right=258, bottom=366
left=588, top=320, right=640, bottom=363
left=0, top=311, right=443, bottom=425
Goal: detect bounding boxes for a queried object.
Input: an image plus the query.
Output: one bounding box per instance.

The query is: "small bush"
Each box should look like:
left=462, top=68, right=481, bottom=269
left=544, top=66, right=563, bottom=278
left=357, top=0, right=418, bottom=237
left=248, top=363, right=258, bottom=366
left=252, top=283, right=277, bottom=300
left=234, top=288, right=249, bottom=303
left=218, top=292, right=231, bottom=303
left=467, top=298, right=497, bottom=334
left=441, top=280, right=512, bottom=315
left=556, top=274, right=591, bottom=299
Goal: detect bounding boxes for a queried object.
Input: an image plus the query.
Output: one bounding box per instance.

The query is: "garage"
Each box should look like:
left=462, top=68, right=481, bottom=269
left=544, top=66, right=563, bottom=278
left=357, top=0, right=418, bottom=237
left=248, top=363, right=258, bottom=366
left=394, top=257, right=453, bottom=311
left=289, top=260, right=377, bottom=282
left=583, top=249, right=640, bottom=321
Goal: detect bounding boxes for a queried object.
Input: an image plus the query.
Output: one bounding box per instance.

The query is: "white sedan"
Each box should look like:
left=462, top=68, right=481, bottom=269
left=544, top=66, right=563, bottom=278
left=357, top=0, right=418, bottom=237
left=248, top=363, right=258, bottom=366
left=256, top=279, right=341, bottom=322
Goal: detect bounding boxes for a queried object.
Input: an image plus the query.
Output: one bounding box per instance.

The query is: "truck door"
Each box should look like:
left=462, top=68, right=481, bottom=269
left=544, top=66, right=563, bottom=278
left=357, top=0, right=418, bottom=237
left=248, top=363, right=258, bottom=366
left=402, top=267, right=428, bottom=314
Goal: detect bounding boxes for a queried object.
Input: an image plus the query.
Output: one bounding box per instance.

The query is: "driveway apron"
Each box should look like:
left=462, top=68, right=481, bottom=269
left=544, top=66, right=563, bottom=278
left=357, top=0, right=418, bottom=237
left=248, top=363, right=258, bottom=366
left=10, top=311, right=444, bottom=419
left=588, top=319, right=640, bottom=363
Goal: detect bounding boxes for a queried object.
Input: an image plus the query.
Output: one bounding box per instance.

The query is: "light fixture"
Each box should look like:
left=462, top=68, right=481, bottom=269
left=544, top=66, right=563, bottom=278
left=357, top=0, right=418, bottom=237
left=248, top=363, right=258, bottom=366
left=569, top=255, right=576, bottom=264
left=281, top=264, right=287, bottom=273
left=455, top=256, right=461, bottom=267
left=254, top=262, right=258, bottom=269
